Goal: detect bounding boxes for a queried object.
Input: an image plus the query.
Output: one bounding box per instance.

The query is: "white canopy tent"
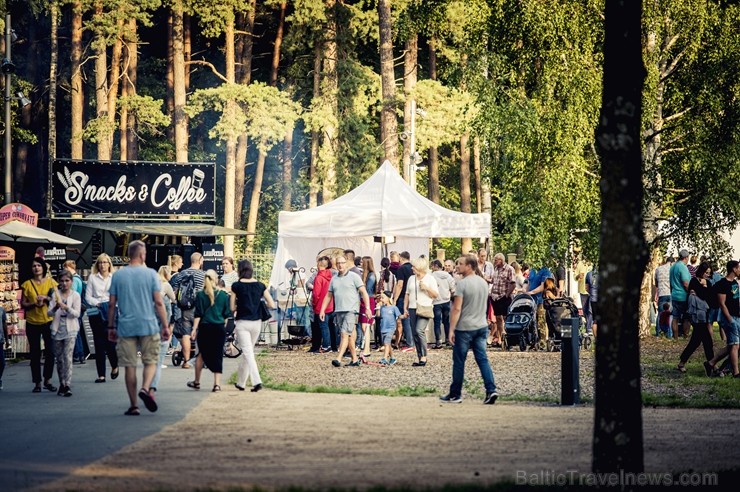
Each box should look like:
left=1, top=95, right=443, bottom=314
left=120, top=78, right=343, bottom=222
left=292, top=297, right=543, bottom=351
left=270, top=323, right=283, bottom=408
left=269, top=160, right=491, bottom=289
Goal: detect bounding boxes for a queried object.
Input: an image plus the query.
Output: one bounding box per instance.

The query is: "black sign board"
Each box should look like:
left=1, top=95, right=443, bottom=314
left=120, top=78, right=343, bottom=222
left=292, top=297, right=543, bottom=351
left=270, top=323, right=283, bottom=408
left=202, top=243, right=224, bottom=276
left=43, top=244, right=68, bottom=277
left=51, top=159, right=215, bottom=218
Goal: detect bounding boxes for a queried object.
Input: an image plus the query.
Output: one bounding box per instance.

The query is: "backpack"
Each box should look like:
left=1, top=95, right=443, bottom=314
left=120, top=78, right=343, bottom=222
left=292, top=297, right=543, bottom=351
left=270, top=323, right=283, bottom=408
left=176, top=271, right=197, bottom=310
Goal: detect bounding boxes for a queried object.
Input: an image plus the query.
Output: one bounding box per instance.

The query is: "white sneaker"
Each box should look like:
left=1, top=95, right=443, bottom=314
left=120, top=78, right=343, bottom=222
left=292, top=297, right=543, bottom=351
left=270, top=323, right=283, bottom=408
left=160, top=364, right=168, bottom=369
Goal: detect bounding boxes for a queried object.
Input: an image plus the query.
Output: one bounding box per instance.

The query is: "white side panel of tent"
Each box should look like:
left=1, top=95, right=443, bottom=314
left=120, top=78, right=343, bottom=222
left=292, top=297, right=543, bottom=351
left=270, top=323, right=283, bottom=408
left=269, top=236, right=428, bottom=289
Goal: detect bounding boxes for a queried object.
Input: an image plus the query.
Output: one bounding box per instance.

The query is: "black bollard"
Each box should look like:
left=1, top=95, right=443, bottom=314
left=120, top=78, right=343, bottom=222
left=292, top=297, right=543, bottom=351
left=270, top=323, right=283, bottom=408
left=561, top=317, right=580, bottom=405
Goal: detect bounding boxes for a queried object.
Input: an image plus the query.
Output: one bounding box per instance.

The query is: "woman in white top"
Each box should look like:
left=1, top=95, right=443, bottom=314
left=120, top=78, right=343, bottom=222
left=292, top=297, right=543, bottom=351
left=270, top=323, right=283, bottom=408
left=404, top=257, right=438, bottom=366
left=220, top=256, right=238, bottom=291
left=150, top=265, right=177, bottom=394
left=85, top=253, right=118, bottom=383
left=48, top=270, right=81, bottom=397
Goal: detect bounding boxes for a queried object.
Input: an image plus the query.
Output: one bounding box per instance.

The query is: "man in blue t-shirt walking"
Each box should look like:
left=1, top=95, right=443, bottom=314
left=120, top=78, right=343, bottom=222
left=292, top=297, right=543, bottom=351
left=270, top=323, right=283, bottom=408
left=670, top=249, right=692, bottom=338
left=108, top=240, right=171, bottom=415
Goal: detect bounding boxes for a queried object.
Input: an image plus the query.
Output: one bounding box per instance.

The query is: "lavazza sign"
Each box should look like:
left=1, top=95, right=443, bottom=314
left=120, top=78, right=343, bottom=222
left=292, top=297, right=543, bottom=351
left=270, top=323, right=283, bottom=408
left=51, top=160, right=216, bottom=219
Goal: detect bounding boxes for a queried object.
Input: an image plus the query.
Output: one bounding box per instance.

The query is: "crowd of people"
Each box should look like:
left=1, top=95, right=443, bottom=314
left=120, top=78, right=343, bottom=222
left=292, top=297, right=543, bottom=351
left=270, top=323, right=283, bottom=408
left=8, top=241, right=735, bottom=412
left=654, top=251, right=740, bottom=378
left=6, top=243, right=272, bottom=415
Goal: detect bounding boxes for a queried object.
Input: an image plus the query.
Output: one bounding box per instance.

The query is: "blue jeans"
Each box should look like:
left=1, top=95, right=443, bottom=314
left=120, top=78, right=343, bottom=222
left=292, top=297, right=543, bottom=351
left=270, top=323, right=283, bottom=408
left=397, top=299, right=413, bottom=348
left=655, top=295, right=671, bottom=336
left=319, top=316, right=331, bottom=350
left=73, top=330, right=85, bottom=360
left=433, top=302, right=451, bottom=344
left=449, top=327, right=496, bottom=397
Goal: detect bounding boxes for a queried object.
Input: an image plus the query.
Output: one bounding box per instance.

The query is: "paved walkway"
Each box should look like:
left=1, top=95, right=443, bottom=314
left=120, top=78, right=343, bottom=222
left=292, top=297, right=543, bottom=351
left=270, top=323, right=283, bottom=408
left=2, top=354, right=739, bottom=491
left=0, top=354, right=232, bottom=491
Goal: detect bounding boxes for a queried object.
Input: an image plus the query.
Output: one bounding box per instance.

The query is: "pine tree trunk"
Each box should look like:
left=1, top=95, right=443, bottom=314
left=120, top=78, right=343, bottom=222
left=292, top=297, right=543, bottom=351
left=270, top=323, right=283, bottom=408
left=309, top=42, right=321, bottom=208
left=223, top=17, right=237, bottom=257
left=320, top=0, right=338, bottom=203
left=48, top=1, right=59, bottom=165
left=107, top=18, right=124, bottom=158
left=234, top=0, right=256, bottom=227
left=120, top=71, right=128, bottom=160
left=246, top=0, right=287, bottom=252
left=172, top=1, right=188, bottom=162
left=592, top=0, right=646, bottom=474
left=166, top=11, right=174, bottom=141
left=460, top=133, right=472, bottom=253
left=184, top=13, right=191, bottom=91
left=94, top=1, right=111, bottom=161
left=125, top=18, right=138, bottom=161
left=402, top=34, right=417, bottom=181
left=70, top=1, right=84, bottom=159
left=427, top=35, right=440, bottom=203
left=378, top=0, right=399, bottom=169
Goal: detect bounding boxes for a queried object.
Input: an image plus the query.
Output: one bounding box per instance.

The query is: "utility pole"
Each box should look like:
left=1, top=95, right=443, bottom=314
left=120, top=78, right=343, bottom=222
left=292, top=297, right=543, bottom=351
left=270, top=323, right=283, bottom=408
left=4, top=14, right=12, bottom=204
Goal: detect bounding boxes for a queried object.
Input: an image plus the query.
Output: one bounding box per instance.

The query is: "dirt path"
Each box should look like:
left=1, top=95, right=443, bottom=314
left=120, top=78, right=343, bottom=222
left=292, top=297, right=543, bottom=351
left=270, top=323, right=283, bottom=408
left=39, top=389, right=740, bottom=491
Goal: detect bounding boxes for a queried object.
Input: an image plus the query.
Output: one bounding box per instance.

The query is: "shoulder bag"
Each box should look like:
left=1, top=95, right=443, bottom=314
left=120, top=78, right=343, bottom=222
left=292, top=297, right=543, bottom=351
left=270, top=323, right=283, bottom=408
left=415, top=277, right=434, bottom=319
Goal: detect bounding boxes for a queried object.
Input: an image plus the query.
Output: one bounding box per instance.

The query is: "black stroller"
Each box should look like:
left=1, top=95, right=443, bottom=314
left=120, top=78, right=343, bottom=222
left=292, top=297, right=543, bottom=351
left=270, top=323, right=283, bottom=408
left=543, top=297, right=592, bottom=352
left=504, top=294, right=539, bottom=351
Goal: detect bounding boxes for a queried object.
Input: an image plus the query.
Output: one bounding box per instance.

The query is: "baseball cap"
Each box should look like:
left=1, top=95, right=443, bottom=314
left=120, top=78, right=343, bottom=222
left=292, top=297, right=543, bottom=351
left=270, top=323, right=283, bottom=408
left=678, top=249, right=690, bottom=259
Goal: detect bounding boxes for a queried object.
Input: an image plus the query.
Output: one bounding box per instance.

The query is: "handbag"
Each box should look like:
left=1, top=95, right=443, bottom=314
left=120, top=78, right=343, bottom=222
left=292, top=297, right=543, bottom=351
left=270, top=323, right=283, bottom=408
left=259, top=301, right=272, bottom=322
left=415, top=278, right=434, bottom=319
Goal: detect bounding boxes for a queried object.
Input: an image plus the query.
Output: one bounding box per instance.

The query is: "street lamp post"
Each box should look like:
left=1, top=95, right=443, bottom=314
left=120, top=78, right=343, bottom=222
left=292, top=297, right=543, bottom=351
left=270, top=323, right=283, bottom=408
left=4, top=14, right=12, bottom=204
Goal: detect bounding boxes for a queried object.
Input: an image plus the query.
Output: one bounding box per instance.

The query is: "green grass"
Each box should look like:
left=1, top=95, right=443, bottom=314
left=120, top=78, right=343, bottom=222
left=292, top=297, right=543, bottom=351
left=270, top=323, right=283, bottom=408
left=264, top=380, right=438, bottom=397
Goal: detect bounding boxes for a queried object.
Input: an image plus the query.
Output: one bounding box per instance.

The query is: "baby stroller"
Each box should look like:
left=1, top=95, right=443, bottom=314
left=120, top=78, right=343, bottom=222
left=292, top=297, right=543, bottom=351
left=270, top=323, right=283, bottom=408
left=543, top=297, right=592, bottom=352
left=504, top=294, right=539, bottom=351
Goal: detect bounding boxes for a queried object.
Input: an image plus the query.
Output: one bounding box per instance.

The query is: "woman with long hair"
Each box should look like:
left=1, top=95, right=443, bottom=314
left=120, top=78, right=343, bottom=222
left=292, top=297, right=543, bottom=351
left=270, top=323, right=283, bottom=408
left=359, top=256, right=377, bottom=356
left=21, top=258, right=58, bottom=393
left=86, top=253, right=118, bottom=383
left=48, top=270, right=81, bottom=397
left=150, top=265, right=176, bottom=394
left=230, top=259, right=275, bottom=392
left=677, top=262, right=715, bottom=373
left=186, top=270, right=232, bottom=392
left=220, top=256, right=238, bottom=291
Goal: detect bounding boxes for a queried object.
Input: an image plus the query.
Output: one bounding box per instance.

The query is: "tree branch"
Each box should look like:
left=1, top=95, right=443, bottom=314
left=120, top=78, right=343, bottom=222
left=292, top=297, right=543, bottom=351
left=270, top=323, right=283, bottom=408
left=660, top=49, right=685, bottom=82
left=663, top=107, right=691, bottom=123
left=185, top=60, right=229, bottom=83
left=658, top=146, right=686, bottom=155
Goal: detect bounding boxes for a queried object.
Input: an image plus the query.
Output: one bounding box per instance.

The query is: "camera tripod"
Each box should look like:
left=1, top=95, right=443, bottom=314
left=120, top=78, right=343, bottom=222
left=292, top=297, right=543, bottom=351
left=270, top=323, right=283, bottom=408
left=276, top=267, right=309, bottom=350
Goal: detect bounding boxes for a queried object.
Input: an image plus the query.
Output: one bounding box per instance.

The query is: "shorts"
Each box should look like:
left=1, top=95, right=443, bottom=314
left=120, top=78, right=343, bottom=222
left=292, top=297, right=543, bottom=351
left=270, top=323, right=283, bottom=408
left=381, top=330, right=394, bottom=345
left=173, top=308, right=195, bottom=338
left=719, top=316, right=740, bottom=346
left=334, top=312, right=358, bottom=335
left=117, top=334, right=161, bottom=367
left=492, top=297, right=511, bottom=317
left=671, top=299, right=688, bottom=321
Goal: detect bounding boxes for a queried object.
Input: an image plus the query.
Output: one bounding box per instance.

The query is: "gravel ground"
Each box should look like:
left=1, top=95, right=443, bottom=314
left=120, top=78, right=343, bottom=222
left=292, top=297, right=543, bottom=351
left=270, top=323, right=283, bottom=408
left=259, top=336, right=723, bottom=402
left=260, top=342, right=596, bottom=402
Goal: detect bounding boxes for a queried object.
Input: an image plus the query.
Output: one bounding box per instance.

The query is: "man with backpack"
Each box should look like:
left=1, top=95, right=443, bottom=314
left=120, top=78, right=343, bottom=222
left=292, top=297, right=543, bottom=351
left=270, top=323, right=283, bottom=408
left=170, top=253, right=205, bottom=369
